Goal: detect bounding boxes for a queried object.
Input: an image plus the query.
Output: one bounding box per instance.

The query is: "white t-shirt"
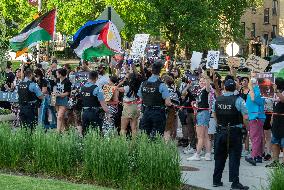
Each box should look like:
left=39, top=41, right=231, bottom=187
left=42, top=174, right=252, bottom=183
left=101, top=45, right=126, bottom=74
left=123, top=86, right=136, bottom=102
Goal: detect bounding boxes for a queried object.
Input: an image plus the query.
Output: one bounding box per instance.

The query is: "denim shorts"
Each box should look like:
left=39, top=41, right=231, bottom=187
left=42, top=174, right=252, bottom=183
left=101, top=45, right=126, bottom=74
left=196, top=110, right=210, bottom=127
left=56, top=96, right=68, bottom=107
left=271, top=135, right=284, bottom=148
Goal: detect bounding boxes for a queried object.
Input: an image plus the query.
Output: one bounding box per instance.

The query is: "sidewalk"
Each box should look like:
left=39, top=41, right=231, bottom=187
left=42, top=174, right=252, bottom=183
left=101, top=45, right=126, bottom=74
left=180, top=149, right=270, bottom=190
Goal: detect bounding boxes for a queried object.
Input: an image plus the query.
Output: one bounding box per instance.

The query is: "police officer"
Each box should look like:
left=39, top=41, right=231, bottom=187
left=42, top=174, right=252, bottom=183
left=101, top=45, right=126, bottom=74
left=138, top=62, right=172, bottom=137
left=212, top=79, right=249, bottom=190
left=18, top=69, right=43, bottom=130
left=81, top=71, right=109, bottom=135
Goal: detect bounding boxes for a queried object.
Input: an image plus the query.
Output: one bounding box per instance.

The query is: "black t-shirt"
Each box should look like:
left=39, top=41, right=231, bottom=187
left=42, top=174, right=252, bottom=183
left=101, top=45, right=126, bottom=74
left=56, top=78, right=72, bottom=95
left=37, top=78, right=50, bottom=92
left=196, top=89, right=209, bottom=112
left=182, top=89, right=195, bottom=113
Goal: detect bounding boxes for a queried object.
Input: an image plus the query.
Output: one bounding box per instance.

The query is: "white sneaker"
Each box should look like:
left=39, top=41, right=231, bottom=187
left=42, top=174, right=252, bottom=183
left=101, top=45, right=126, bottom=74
left=183, top=147, right=196, bottom=154
left=205, top=153, right=212, bottom=161
left=187, top=153, right=201, bottom=161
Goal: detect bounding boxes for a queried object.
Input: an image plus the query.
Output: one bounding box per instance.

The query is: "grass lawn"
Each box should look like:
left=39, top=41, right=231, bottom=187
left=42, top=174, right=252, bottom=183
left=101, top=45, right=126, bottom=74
left=0, top=173, right=111, bottom=190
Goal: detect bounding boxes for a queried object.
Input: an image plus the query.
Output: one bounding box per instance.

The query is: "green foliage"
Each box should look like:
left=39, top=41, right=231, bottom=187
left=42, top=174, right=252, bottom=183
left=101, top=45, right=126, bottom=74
left=0, top=123, right=181, bottom=190
left=0, top=108, right=12, bottom=115
left=268, top=165, right=284, bottom=190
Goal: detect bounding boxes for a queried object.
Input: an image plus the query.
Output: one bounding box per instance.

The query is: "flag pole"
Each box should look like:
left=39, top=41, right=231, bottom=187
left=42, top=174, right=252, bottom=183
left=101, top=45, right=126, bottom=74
left=37, top=0, right=42, bottom=64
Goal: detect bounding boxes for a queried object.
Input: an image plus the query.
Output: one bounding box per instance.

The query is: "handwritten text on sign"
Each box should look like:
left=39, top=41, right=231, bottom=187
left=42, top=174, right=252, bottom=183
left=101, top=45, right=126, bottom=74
left=245, top=55, right=269, bottom=72
left=130, top=34, right=150, bottom=59
left=206, top=51, right=220, bottom=69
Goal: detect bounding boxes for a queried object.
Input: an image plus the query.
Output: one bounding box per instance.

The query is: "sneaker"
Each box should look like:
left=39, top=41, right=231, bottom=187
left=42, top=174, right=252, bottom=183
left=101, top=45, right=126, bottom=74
left=265, top=160, right=280, bottom=168
left=205, top=153, right=212, bottom=161
left=255, top=156, right=262, bottom=163
left=213, top=181, right=223, bottom=187
left=264, top=154, right=272, bottom=161
left=231, top=182, right=249, bottom=190
left=183, top=146, right=196, bottom=154
left=245, top=156, right=256, bottom=166
left=187, top=153, right=201, bottom=161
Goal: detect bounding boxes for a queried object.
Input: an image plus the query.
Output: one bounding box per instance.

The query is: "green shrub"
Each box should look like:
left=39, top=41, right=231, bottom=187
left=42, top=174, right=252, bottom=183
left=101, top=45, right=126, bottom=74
left=0, top=123, right=181, bottom=189
left=268, top=165, right=284, bottom=190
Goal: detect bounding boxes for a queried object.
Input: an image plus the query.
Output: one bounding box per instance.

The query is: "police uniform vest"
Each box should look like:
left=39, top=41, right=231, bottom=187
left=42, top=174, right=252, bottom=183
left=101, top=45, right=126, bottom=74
left=272, top=101, right=284, bottom=138
left=81, top=85, right=100, bottom=108
left=215, top=95, right=242, bottom=126
left=18, top=81, right=38, bottom=105
left=141, top=80, right=164, bottom=107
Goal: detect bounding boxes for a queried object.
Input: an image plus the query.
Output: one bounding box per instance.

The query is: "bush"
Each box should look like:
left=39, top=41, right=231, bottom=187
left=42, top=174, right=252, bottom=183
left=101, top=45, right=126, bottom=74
left=0, top=123, right=181, bottom=189
left=268, top=165, right=284, bottom=190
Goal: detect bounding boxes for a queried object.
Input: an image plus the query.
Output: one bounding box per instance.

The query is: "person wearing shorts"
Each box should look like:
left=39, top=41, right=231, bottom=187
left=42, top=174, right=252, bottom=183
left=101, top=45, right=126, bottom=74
left=187, top=76, right=212, bottom=161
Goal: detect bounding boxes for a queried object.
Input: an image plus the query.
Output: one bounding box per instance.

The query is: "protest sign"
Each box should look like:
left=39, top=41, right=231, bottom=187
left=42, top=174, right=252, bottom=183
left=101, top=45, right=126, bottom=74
left=0, top=91, right=18, bottom=102
left=244, top=55, right=269, bottom=72
left=130, top=34, right=150, bottom=60
left=227, top=57, right=241, bottom=67
left=256, top=72, right=274, bottom=98
left=206, top=51, right=220, bottom=69
left=191, top=51, right=203, bottom=70
left=69, top=72, right=89, bottom=88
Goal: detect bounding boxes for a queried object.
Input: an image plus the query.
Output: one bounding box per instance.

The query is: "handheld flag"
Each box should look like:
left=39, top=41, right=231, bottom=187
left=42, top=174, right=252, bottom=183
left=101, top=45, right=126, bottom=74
left=10, top=9, right=56, bottom=52
left=71, top=20, right=122, bottom=60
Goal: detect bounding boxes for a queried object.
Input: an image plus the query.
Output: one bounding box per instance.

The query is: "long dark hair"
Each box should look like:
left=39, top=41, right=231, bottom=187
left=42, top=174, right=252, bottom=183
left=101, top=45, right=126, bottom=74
left=126, top=73, right=142, bottom=98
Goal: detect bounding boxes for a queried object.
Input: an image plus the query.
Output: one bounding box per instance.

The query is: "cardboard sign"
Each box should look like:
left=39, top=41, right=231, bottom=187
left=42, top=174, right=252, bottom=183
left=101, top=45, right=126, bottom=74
left=130, top=34, right=150, bottom=60
left=256, top=72, right=274, bottom=98
left=0, top=91, right=18, bottom=102
left=227, top=57, right=241, bottom=67
left=206, top=51, right=220, bottom=69
left=244, top=55, right=269, bottom=72
left=191, top=51, right=203, bottom=70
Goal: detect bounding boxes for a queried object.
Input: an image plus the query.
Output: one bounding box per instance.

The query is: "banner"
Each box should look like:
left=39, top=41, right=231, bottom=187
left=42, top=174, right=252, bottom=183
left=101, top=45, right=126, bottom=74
left=256, top=72, right=274, bottom=98
left=130, top=34, right=150, bottom=60
left=244, top=55, right=269, bottom=72
left=69, top=72, right=89, bottom=88
left=0, top=91, right=18, bottom=102
left=191, top=51, right=203, bottom=70
left=206, top=51, right=220, bottom=69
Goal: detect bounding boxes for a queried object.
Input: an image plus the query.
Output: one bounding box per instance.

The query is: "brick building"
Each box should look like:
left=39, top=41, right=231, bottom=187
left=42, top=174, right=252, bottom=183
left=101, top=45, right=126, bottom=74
left=238, top=0, right=283, bottom=58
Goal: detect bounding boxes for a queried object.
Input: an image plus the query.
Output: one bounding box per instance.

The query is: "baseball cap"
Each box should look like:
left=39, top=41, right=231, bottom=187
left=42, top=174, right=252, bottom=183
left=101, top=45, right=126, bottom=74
left=224, top=79, right=236, bottom=88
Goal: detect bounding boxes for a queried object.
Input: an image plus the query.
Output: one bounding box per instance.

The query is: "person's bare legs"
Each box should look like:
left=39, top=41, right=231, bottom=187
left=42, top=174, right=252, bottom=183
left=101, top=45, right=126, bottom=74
left=196, top=126, right=205, bottom=154
left=264, top=130, right=272, bottom=155
left=204, top=127, right=212, bottom=154
left=272, top=144, right=280, bottom=161
left=57, top=106, right=66, bottom=132
left=130, top=118, right=138, bottom=137
left=120, top=118, right=130, bottom=135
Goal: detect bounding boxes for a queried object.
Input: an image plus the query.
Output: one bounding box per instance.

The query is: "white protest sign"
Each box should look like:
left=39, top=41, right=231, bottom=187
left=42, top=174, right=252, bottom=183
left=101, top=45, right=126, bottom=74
left=244, top=55, right=269, bottom=72
left=206, top=51, right=220, bottom=69
left=190, top=51, right=203, bottom=70
left=130, top=34, right=150, bottom=60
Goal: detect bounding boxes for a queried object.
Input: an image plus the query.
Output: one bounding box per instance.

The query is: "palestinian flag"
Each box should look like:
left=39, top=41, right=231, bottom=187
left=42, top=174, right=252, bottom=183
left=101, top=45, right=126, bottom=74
left=10, top=9, right=56, bottom=51
left=71, top=20, right=122, bottom=60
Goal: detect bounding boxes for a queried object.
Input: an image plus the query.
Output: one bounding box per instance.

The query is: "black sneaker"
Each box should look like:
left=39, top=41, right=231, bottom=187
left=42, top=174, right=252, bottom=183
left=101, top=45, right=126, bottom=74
left=231, top=182, right=249, bottom=190
left=264, top=154, right=272, bottom=161
left=245, top=156, right=256, bottom=166
left=265, top=160, right=280, bottom=168
left=213, top=181, right=223, bottom=187
left=255, top=156, right=262, bottom=163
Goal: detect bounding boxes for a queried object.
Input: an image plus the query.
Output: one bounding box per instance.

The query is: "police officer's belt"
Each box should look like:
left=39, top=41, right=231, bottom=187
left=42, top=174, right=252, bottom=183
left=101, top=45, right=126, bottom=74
left=143, top=105, right=165, bottom=110
left=20, top=101, right=37, bottom=106
left=217, top=124, right=240, bottom=132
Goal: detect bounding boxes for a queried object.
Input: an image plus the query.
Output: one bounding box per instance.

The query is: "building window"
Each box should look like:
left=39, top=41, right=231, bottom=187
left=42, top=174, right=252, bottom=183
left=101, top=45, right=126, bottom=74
left=272, top=0, right=278, bottom=15
left=263, top=34, right=269, bottom=45
left=272, top=25, right=277, bottom=38
left=251, top=23, right=256, bottom=37
left=264, top=8, right=270, bottom=24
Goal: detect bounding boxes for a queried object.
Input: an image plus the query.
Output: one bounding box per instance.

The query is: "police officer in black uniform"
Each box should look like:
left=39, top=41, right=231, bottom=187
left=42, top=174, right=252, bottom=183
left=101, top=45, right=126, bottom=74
left=18, top=69, right=43, bottom=130
left=81, top=71, right=109, bottom=135
left=212, top=79, right=249, bottom=190
left=138, top=62, right=172, bottom=137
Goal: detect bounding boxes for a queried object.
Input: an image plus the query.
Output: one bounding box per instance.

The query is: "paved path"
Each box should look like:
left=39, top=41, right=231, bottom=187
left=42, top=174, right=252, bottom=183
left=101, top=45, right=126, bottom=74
left=180, top=149, right=270, bottom=190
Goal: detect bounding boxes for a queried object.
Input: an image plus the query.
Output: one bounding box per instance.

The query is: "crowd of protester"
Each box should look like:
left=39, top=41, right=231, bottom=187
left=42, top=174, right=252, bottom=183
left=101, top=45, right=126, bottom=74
left=1, top=54, right=284, bottom=169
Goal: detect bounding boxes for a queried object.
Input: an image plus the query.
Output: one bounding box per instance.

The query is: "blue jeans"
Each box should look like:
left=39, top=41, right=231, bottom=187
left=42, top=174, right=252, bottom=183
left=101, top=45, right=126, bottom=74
left=39, top=95, right=57, bottom=129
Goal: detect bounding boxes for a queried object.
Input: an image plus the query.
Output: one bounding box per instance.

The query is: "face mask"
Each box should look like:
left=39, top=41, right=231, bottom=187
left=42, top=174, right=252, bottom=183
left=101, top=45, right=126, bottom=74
left=251, top=78, right=257, bottom=84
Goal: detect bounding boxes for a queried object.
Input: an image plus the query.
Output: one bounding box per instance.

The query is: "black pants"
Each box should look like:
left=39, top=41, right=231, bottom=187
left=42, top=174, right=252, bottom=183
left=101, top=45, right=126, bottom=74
left=19, top=104, right=38, bottom=130
left=213, top=127, right=242, bottom=184
left=140, top=108, right=166, bottom=137
left=82, top=109, right=103, bottom=136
